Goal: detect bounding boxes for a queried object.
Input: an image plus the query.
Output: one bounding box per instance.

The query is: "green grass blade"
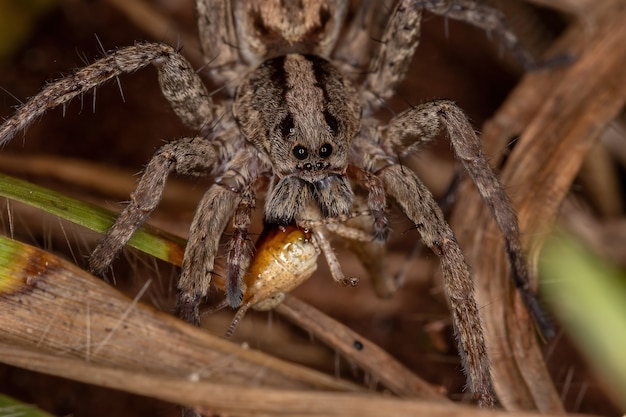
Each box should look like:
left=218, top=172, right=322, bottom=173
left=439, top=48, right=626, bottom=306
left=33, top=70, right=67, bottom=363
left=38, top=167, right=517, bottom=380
left=540, top=232, right=626, bottom=410
left=0, top=393, right=56, bottom=417
left=0, top=172, right=185, bottom=266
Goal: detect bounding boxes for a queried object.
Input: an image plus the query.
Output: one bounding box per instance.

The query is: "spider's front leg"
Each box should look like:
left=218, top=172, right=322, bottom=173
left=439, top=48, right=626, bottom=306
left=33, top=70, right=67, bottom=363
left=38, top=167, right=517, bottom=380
left=177, top=148, right=267, bottom=326
left=89, top=136, right=220, bottom=274
left=413, top=0, right=542, bottom=69
left=383, top=165, right=495, bottom=406
left=385, top=99, right=554, bottom=338
left=352, top=130, right=493, bottom=405
left=0, top=42, right=211, bottom=145
left=419, top=0, right=573, bottom=70
left=89, top=40, right=232, bottom=273
left=225, top=186, right=256, bottom=308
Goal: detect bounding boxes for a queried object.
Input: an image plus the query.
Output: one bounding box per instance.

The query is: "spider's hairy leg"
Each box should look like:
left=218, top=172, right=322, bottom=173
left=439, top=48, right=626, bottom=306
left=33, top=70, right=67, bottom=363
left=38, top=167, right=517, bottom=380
left=363, top=0, right=423, bottom=106
left=176, top=183, right=238, bottom=326
left=0, top=43, right=210, bottom=145
left=362, top=0, right=561, bottom=111
left=378, top=163, right=495, bottom=407
left=328, top=211, right=394, bottom=298
left=385, top=99, right=554, bottom=338
left=310, top=220, right=359, bottom=288
left=195, top=0, right=241, bottom=86
left=177, top=148, right=266, bottom=326
left=416, top=0, right=545, bottom=70
left=89, top=137, right=219, bottom=274
left=153, top=44, right=213, bottom=131
left=226, top=186, right=255, bottom=308
left=333, top=0, right=392, bottom=72
left=298, top=206, right=394, bottom=297
left=347, top=166, right=390, bottom=241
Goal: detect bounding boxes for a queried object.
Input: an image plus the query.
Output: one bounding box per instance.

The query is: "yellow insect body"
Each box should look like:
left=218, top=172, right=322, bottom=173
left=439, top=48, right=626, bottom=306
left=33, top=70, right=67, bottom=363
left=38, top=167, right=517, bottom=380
left=244, top=225, right=319, bottom=311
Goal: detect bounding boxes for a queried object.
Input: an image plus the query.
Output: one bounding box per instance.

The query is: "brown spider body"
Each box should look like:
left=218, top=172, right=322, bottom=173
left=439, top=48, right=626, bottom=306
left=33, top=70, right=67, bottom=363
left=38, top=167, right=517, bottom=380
left=0, top=0, right=558, bottom=408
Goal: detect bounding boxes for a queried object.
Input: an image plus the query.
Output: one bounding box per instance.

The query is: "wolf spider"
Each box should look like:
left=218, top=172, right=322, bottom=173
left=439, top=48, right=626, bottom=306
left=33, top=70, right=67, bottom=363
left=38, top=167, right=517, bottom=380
left=0, top=0, right=558, bottom=407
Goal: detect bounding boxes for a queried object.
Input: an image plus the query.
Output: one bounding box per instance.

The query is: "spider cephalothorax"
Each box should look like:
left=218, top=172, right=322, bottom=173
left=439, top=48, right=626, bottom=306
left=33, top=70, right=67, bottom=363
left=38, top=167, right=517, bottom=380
left=0, top=0, right=559, bottom=409
left=235, top=53, right=361, bottom=224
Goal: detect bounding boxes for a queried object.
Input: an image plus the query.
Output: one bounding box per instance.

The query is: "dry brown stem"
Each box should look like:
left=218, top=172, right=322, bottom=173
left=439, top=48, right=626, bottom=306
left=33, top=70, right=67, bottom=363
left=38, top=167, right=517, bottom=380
left=0, top=239, right=358, bottom=393
left=451, top=0, right=626, bottom=411
left=276, top=295, right=448, bottom=401
left=0, top=342, right=599, bottom=417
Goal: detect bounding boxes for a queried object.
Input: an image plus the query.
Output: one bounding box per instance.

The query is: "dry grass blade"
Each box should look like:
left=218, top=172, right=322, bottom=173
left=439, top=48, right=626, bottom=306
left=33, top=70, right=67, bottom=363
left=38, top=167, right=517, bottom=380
left=451, top=0, right=626, bottom=411
left=0, top=235, right=359, bottom=393
left=0, top=343, right=600, bottom=417
left=276, top=295, right=448, bottom=401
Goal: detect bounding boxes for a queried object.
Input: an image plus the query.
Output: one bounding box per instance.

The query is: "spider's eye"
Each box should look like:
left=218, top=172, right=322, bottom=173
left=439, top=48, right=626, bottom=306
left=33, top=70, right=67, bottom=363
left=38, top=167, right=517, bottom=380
left=318, top=143, right=333, bottom=158
left=279, top=114, right=295, bottom=137
left=323, top=111, right=339, bottom=135
left=293, top=145, right=308, bottom=160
